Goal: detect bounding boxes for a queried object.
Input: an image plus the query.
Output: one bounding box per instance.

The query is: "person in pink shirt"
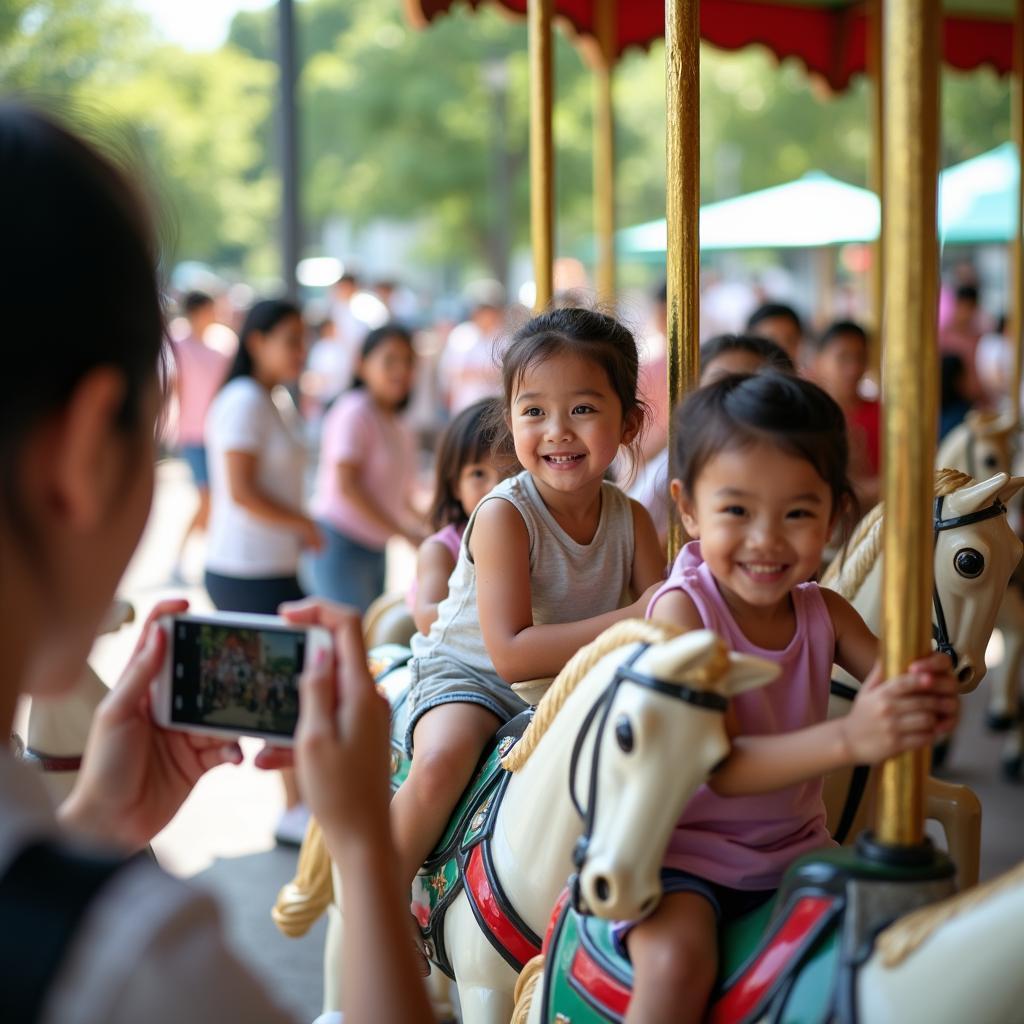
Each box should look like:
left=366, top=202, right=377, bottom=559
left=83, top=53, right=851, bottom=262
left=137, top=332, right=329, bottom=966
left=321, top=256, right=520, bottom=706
left=170, top=291, right=228, bottom=581
left=408, top=397, right=514, bottom=635
left=310, top=324, right=424, bottom=612
left=623, top=372, right=959, bottom=1024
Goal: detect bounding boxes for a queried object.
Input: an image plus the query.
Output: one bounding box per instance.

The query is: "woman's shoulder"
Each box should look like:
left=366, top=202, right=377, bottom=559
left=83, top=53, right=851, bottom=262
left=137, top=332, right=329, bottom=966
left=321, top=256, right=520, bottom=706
left=212, top=376, right=265, bottom=414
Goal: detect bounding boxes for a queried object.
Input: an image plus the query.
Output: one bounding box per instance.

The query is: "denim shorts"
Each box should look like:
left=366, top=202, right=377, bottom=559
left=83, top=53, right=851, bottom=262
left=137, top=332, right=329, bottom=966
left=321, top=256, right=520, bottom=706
left=404, top=654, right=529, bottom=756
left=309, top=521, right=386, bottom=615
left=612, top=868, right=774, bottom=954
left=181, top=444, right=209, bottom=488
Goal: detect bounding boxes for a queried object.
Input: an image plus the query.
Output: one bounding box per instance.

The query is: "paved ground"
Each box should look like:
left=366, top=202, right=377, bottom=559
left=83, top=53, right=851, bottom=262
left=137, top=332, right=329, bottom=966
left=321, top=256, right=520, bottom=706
left=70, top=460, right=1024, bottom=1021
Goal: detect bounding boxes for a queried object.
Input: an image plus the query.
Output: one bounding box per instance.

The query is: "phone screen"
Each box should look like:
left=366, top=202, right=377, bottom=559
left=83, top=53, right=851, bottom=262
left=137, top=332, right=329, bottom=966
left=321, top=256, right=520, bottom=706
left=171, top=621, right=305, bottom=738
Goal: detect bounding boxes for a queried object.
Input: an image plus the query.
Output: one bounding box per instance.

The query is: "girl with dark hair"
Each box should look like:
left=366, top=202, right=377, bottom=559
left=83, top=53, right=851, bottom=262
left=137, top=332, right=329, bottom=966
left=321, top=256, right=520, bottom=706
left=0, top=104, right=432, bottom=1023
left=629, top=333, right=794, bottom=547
left=410, top=397, right=515, bottom=635
left=204, top=298, right=320, bottom=613
left=621, top=372, right=959, bottom=1024
left=310, top=323, right=421, bottom=613
left=392, top=308, right=665, bottom=953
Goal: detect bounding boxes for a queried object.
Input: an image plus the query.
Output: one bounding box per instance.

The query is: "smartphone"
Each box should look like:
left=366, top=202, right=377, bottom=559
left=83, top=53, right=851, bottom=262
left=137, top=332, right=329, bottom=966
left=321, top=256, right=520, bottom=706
left=152, top=612, right=332, bottom=747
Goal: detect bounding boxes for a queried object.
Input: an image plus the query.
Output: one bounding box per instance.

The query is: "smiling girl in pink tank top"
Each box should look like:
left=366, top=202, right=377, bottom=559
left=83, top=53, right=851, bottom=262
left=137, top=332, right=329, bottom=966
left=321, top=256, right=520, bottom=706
left=624, top=372, right=960, bottom=1024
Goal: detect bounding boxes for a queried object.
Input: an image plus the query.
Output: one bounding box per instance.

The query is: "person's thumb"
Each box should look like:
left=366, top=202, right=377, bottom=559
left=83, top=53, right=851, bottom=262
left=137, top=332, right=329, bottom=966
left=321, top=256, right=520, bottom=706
left=105, top=622, right=165, bottom=721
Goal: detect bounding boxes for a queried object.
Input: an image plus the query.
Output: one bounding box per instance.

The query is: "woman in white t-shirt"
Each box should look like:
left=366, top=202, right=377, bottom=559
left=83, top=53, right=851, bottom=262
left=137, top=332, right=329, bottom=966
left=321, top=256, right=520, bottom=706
left=204, top=300, right=322, bottom=614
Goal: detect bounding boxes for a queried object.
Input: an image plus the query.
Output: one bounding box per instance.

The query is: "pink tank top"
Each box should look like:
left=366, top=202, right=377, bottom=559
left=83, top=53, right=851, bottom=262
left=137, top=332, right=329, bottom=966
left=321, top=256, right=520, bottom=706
left=406, top=523, right=465, bottom=611
left=647, top=542, right=837, bottom=890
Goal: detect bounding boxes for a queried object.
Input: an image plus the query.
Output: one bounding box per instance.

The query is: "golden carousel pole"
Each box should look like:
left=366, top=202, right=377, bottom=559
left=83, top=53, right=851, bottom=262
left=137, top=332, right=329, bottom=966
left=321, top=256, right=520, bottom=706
left=593, top=0, right=617, bottom=305
left=529, top=0, right=555, bottom=311
left=875, top=0, right=941, bottom=850
left=1010, top=0, right=1024, bottom=424
left=665, top=0, right=700, bottom=559
left=868, top=0, right=885, bottom=379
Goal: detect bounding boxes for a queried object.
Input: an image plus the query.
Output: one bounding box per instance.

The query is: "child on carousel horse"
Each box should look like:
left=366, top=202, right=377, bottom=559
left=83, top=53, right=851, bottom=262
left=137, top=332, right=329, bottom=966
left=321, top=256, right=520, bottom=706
left=626, top=371, right=960, bottom=1024
left=391, top=308, right=666, bottom=960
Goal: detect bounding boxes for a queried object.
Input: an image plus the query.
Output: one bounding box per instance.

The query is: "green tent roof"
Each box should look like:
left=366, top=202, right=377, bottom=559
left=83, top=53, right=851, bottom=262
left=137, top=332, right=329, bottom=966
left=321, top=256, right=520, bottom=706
left=618, top=146, right=1021, bottom=259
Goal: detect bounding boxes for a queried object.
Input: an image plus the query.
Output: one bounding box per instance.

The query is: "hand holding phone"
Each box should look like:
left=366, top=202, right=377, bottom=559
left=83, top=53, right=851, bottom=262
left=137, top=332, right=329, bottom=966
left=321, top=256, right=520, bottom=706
left=151, top=612, right=332, bottom=746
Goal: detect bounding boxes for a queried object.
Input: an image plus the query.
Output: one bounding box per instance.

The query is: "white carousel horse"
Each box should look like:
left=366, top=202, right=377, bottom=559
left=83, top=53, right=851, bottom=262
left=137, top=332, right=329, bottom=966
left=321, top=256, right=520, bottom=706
left=936, top=411, right=1024, bottom=779
left=513, top=804, right=1024, bottom=1024
left=273, top=622, right=779, bottom=1024
left=22, top=600, right=134, bottom=803
left=820, top=469, right=1024, bottom=887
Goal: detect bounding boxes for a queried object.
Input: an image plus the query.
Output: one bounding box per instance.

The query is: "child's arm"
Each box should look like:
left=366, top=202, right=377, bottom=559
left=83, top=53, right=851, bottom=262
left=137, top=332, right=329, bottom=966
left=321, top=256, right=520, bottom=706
left=412, top=540, right=457, bottom=635
left=821, top=587, right=879, bottom=683
left=629, top=499, right=668, bottom=595
left=710, top=651, right=959, bottom=797
left=473, top=500, right=654, bottom=682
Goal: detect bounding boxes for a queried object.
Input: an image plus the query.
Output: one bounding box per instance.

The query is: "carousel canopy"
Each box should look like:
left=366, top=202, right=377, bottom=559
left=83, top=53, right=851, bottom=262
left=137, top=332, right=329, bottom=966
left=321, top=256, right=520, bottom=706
left=405, top=0, right=1014, bottom=92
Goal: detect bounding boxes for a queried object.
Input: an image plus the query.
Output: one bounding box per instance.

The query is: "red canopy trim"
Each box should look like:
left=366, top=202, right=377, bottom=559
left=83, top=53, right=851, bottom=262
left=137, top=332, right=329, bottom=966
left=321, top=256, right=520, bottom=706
left=405, top=0, right=1014, bottom=93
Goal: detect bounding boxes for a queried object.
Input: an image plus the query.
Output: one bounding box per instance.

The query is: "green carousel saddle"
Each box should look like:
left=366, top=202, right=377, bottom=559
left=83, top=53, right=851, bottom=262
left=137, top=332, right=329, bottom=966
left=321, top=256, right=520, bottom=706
left=373, top=645, right=537, bottom=980
left=535, top=855, right=855, bottom=1024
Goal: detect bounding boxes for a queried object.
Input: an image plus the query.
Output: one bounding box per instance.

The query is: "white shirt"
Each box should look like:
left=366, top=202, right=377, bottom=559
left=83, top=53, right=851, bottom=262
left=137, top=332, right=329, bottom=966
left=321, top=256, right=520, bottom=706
left=0, top=752, right=295, bottom=1024
left=438, top=320, right=502, bottom=414
left=205, top=377, right=306, bottom=578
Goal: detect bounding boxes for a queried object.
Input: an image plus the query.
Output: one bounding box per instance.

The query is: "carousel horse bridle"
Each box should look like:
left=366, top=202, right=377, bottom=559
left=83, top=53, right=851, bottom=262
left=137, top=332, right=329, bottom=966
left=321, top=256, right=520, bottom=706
left=931, top=493, right=1005, bottom=669
left=566, top=643, right=729, bottom=911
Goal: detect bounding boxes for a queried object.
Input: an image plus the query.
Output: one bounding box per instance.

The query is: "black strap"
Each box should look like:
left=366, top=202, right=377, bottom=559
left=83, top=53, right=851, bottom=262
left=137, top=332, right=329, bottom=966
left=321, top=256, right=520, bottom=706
left=0, top=840, right=128, bottom=1022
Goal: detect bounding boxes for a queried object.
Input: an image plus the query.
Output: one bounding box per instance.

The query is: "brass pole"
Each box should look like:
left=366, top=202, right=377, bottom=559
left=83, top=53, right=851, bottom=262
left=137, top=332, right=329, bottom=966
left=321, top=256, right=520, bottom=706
left=876, top=0, right=941, bottom=847
left=665, top=0, right=700, bottom=559
left=594, top=0, right=617, bottom=305
left=529, top=0, right=554, bottom=311
left=868, top=0, right=884, bottom=379
left=1011, top=0, right=1024, bottom=424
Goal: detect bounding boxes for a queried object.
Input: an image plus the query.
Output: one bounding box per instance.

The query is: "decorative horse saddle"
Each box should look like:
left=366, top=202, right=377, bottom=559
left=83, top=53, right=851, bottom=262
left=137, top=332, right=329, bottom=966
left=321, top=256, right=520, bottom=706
left=379, top=650, right=538, bottom=980
left=534, top=854, right=865, bottom=1024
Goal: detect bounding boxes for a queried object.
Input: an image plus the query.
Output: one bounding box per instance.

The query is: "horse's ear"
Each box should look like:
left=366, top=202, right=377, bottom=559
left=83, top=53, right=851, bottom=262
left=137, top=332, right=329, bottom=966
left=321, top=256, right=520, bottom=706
left=721, top=653, right=779, bottom=697
left=998, top=475, right=1024, bottom=505
left=944, top=472, right=1009, bottom=517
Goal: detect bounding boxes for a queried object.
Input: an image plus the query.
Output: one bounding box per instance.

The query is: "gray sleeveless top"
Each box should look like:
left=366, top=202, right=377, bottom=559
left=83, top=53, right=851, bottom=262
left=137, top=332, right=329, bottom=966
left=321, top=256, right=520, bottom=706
left=411, top=471, right=636, bottom=674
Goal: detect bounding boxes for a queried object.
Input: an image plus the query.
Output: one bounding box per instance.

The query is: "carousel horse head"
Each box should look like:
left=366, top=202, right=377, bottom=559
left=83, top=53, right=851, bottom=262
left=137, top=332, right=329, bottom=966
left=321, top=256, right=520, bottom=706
left=825, top=469, right=1024, bottom=693
left=936, top=409, right=1015, bottom=479
left=555, top=629, right=778, bottom=921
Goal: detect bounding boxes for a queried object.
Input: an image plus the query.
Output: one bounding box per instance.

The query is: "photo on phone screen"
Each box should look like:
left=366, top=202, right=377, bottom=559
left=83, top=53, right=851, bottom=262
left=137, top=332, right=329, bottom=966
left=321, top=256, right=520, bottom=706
left=171, top=622, right=304, bottom=738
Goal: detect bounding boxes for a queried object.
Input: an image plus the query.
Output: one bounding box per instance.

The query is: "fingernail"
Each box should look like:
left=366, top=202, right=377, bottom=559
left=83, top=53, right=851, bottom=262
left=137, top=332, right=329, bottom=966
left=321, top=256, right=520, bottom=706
left=316, top=649, right=329, bottom=668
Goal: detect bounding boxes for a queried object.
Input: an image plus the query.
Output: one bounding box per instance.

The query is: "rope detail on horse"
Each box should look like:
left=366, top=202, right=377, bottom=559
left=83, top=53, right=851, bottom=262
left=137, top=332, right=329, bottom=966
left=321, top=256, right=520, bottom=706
left=501, top=619, right=681, bottom=773
left=822, top=469, right=973, bottom=601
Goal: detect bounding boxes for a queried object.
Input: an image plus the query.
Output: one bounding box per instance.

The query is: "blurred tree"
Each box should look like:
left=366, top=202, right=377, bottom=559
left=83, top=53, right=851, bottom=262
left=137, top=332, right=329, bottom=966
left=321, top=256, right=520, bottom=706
left=0, top=0, right=1014, bottom=282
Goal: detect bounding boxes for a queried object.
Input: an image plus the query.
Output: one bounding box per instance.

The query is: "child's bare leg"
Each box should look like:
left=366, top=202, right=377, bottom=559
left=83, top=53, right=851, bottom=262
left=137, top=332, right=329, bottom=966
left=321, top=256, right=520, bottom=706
left=625, top=891, right=718, bottom=1024
left=391, top=702, right=501, bottom=887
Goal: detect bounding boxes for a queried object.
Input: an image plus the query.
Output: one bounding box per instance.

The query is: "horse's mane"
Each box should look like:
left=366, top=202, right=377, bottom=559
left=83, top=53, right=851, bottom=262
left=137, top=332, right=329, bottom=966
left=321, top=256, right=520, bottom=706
left=501, top=619, right=681, bottom=773
left=822, top=469, right=974, bottom=601
left=876, top=858, right=1024, bottom=967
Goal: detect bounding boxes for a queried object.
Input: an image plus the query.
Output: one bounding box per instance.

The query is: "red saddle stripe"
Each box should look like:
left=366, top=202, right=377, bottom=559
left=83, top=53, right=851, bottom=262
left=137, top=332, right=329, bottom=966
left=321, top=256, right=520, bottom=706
left=709, top=894, right=835, bottom=1023
left=465, top=845, right=542, bottom=968
left=570, top=942, right=631, bottom=1018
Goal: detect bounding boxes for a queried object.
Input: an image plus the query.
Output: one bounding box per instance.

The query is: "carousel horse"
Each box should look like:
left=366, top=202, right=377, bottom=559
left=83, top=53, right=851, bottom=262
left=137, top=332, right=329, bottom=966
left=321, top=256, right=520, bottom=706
left=511, top=796, right=1024, bottom=1024
left=21, top=599, right=134, bottom=803
left=273, top=622, right=779, bottom=1024
left=820, top=469, right=1024, bottom=887
left=936, top=412, right=1024, bottom=779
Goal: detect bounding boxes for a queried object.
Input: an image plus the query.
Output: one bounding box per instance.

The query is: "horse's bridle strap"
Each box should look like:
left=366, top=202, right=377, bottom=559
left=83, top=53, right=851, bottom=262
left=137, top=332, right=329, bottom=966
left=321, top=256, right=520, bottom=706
left=611, top=663, right=729, bottom=712
left=931, top=494, right=1006, bottom=669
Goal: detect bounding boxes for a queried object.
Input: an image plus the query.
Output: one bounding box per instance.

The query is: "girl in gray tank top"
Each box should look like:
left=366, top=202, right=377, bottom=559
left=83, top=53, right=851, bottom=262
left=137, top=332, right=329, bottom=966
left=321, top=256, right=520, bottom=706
left=391, top=308, right=666, bottom=914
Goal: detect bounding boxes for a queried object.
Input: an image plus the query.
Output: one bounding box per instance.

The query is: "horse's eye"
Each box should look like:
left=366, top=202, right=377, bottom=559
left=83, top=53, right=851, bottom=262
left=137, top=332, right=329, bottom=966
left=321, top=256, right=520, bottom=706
left=955, top=548, right=985, bottom=579
left=615, top=716, right=634, bottom=753
left=984, top=454, right=999, bottom=469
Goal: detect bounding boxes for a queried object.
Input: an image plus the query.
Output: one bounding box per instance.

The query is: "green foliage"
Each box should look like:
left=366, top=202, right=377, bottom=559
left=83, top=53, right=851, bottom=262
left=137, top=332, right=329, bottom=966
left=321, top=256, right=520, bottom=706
left=0, top=0, right=1015, bottom=280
